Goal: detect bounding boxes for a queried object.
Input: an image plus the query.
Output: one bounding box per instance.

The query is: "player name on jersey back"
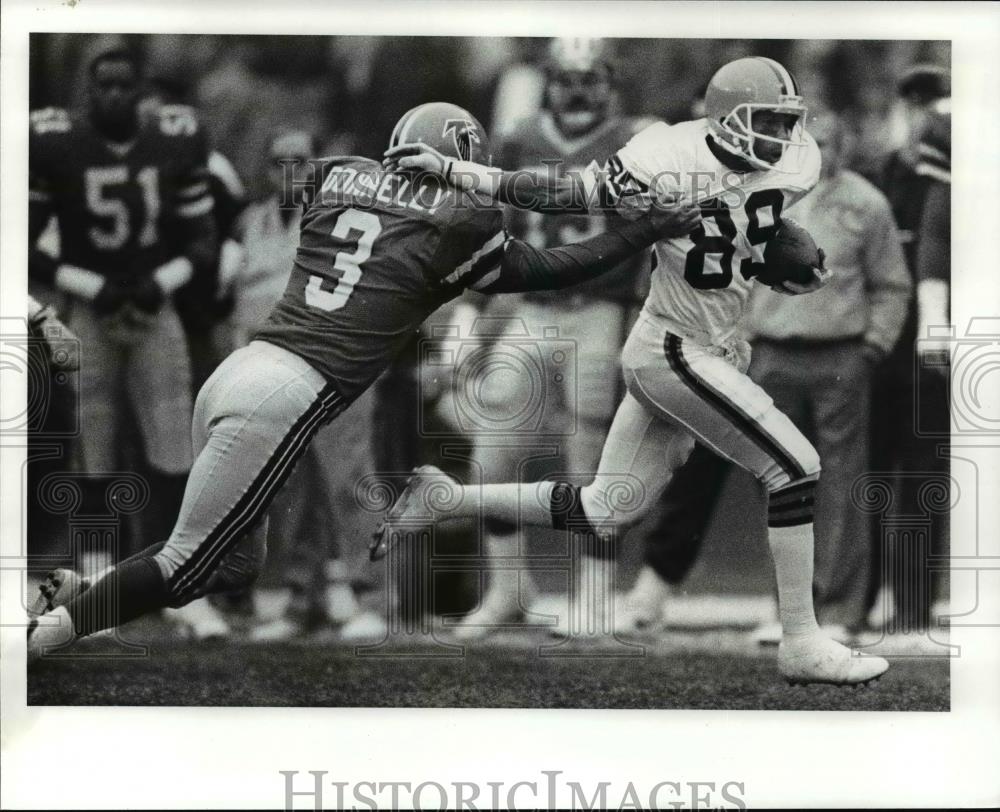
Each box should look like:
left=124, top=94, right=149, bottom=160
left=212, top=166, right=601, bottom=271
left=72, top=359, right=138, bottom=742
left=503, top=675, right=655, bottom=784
left=317, top=158, right=450, bottom=217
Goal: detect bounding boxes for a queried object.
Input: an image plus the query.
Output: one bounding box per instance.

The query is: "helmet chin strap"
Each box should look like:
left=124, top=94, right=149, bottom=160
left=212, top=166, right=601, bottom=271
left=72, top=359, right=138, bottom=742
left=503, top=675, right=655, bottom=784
left=710, top=129, right=776, bottom=173
left=714, top=105, right=807, bottom=174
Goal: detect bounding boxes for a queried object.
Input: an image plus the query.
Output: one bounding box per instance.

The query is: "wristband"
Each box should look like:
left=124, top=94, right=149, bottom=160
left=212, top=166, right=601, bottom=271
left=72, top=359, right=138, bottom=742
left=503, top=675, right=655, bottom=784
left=153, top=256, right=194, bottom=294
left=55, top=265, right=104, bottom=300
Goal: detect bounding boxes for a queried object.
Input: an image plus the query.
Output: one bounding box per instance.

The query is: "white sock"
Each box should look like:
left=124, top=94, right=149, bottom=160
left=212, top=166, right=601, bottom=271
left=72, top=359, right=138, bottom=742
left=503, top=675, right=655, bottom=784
left=459, top=481, right=556, bottom=527
left=478, top=532, right=537, bottom=611
left=573, top=553, right=616, bottom=635
left=767, top=523, right=820, bottom=639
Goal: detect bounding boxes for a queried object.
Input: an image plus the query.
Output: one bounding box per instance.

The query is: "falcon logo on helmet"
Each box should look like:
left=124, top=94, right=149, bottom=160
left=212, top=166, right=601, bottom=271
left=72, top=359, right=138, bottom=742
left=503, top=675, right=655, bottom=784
left=705, top=56, right=809, bottom=173
left=443, top=118, right=481, bottom=162
left=388, top=102, right=491, bottom=164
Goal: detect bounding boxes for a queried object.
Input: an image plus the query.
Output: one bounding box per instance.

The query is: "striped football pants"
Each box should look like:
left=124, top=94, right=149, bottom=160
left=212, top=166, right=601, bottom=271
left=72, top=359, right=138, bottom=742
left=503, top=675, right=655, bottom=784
left=579, top=313, right=820, bottom=530
left=154, top=340, right=345, bottom=605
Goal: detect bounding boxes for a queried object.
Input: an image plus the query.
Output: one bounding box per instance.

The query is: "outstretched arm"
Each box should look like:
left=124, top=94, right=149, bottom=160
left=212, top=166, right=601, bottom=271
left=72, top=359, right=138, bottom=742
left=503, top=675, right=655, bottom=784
left=468, top=205, right=699, bottom=295
left=385, top=142, right=594, bottom=214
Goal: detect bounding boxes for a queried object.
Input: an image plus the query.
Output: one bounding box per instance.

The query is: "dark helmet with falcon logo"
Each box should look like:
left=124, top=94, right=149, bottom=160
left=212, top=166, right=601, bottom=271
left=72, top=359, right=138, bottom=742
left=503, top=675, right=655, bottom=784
left=388, top=102, right=491, bottom=164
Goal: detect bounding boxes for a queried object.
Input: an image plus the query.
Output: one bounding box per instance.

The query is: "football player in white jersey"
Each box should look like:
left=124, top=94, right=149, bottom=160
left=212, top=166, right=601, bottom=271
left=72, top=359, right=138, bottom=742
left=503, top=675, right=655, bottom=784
left=380, top=56, right=890, bottom=685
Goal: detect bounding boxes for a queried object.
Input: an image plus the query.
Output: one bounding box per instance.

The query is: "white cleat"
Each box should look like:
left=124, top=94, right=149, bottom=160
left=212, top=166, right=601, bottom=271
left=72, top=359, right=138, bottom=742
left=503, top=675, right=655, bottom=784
left=29, top=568, right=89, bottom=618
left=778, top=632, right=889, bottom=686
left=452, top=598, right=535, bottom=641
left=27, top=605, right=77, bottom=663
left=250, top=616, right=305, bottom=642
left=166, top=598, right=231, bottom=641
left=618, top=565, right=676, bottom=635
left=866, top=584, right=897, bottom=631
left=370, top=465, right=458, bottom=561
left=340, top=610, right=389, bottom=643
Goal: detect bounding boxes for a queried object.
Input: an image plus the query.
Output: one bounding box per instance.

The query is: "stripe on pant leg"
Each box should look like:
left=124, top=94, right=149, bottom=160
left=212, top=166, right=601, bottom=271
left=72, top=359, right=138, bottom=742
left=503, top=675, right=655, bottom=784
left=171, top=385, right=342, bottom=597
left=169, top=385, right=342, bottom=599
left=171, top=387, right=342, bottom=599
left=173, top=391, right=343, bottom=598
left=663, top=334, right=806, bottom=482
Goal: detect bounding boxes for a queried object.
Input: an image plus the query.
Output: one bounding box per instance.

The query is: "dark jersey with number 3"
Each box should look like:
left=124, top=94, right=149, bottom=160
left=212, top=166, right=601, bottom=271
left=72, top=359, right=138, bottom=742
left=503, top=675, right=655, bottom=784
left=29, top=105, right=213, bottom=279
left=256, top=157, right=505, bottom=401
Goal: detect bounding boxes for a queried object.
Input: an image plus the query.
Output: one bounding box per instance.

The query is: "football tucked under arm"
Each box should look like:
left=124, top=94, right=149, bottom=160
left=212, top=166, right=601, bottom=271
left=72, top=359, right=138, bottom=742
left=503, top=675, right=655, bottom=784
left=758, top=218, right=831, bottom=295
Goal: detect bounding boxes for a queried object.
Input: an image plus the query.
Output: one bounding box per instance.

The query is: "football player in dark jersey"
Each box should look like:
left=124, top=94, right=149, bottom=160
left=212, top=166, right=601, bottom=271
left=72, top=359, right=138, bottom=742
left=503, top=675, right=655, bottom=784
left=28, top=42, right=218, bottom=565
left=454, top=38, right=659, bottom=640
left=27, top=102, right=699, bottom=658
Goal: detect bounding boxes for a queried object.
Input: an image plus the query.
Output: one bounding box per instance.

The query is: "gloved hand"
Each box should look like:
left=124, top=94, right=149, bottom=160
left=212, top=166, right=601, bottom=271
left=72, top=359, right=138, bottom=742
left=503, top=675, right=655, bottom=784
left=771, top=248, right=832, bottom=296
left=130, top=276, right=165, bottom=314
left=92, top=279, right=130, bottom=316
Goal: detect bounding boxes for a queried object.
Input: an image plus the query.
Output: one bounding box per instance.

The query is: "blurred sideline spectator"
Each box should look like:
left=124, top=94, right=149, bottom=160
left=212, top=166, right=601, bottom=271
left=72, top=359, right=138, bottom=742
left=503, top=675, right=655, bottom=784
left=624, top=111, right=912, bottom=641
left=453, top=38, right=654, bottom=641
left=867, top=66, right=951, bottom=631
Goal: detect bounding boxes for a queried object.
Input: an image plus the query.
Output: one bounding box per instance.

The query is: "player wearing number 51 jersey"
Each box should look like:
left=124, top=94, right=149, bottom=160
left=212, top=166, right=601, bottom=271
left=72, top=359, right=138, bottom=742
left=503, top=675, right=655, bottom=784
left=27, top=102, right=699, bottom=659
left=380, top=58, right=890, bottom=685
left=28, top=42, right=217, bottom=562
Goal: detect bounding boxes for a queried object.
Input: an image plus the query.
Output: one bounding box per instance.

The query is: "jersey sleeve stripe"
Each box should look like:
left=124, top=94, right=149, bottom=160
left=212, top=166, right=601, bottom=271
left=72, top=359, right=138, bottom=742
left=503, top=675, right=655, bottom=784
left=915, top=163, right=951, bottom=184
left=176, top=196, right=215, bottom=218
left=469, top=265, right=502, bottom=291
left=600, top=154, right=651, bottom=211
left=917, top=142, right=949, bottom=166
left=208, top=151, right=246, bottom=198
left=177, top=181, right=210, bottom=201
left=465, top=244, right=507, bottom=290
left=443, top=230, right=507, bottom=285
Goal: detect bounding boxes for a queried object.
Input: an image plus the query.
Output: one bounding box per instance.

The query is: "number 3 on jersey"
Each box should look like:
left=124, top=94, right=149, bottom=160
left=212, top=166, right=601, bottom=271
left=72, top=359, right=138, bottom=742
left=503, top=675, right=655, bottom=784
left=306, top=208, right=382, bottom=311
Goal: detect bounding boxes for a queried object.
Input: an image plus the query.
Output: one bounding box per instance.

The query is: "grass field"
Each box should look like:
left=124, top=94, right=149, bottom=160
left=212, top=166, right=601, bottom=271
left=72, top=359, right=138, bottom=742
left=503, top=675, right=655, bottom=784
left=28, top=621, right=950, bottom=711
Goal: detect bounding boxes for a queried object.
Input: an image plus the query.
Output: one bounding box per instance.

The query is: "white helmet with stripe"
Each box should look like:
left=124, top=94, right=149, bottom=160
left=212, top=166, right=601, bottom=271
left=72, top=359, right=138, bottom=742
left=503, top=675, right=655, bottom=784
left=388, top=102, right=490, bottom=164
left=705, top=56, right=808, bottom=171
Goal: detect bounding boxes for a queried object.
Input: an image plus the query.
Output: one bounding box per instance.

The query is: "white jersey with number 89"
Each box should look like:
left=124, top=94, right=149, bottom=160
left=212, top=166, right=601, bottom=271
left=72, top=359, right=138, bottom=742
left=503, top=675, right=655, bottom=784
left=586, top=119, right=821, bottom=345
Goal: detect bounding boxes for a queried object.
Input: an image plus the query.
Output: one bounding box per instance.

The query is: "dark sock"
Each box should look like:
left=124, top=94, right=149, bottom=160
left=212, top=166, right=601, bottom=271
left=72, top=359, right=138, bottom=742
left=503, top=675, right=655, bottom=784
left=117, top=540, right=168, bottom=568
left=550, top=482, right=616, bottom=559
left=141, top=471, right=187, bottom=559
left=64, top=556, right=170, bottom=636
